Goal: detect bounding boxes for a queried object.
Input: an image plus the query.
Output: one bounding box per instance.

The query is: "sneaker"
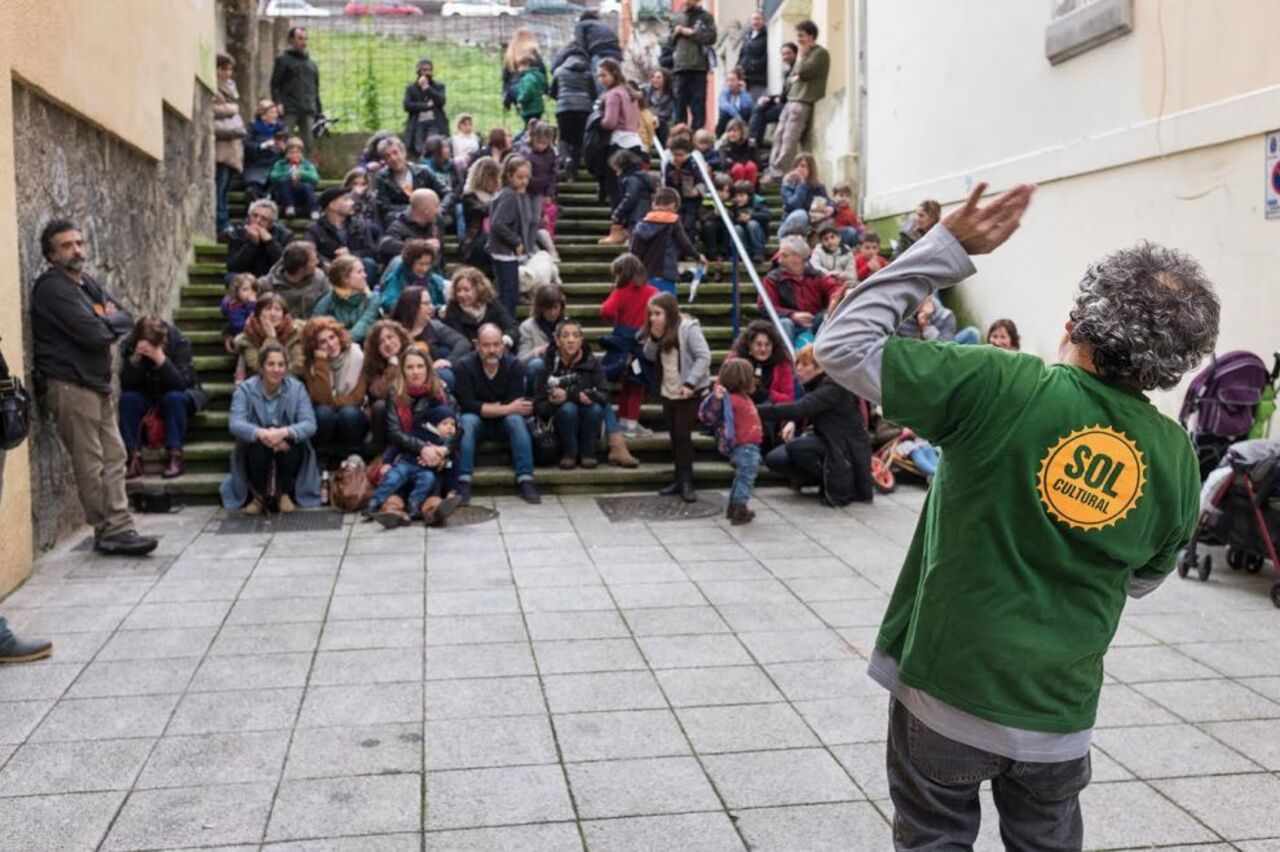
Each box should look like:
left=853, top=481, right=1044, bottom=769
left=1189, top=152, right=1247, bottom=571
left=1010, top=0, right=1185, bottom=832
left=517, top=480, right=542, bottom=505
left=94, top=530, right=160, bottom=557
left=0, top=633, right=53, bottom=664
left=456, top=481, right=473, bottom=506
left=621, top=422, right=653, bottom=439
left=284, top=206, right=297, bottom=218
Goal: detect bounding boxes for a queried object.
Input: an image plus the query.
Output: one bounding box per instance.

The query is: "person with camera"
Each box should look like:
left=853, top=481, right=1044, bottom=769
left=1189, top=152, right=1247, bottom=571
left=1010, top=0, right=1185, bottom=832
left=29, top=220, right=158, bottom=556
left=533, top=319, right=610, bottom=470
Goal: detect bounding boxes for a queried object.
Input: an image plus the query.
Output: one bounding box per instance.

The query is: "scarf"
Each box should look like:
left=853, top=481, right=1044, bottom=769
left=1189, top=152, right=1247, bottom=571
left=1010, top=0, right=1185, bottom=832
left=327, top=347, right=363, bottom=399
left=244, top=314, right=294, bottom=348
left=395, top=382, right=437, bottom=433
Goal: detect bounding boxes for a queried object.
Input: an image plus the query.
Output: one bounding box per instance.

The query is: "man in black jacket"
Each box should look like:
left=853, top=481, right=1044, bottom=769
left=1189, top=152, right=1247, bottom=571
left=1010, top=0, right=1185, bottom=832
left=305, top=188, right=378, bottom=280
left=452, top=324, right=540, bottom=505
left=373, top=136, right=447, bottom=229
left=574, top=10, right=623, bottom=74
left=377, top=189, right=442, bottom=265
left=29, top=220, right=158, bottom=556
left=271, top=27, right=322, bottom=149
left=737, top=10, right=769, bottom=101
left=225, top=199, right=292, bottom=279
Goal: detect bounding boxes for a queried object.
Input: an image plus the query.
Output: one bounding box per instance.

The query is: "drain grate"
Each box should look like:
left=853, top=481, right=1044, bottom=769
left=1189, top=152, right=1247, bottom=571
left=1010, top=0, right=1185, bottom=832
left=596, top=493, right=729, bottom=523
left=215, top=510, right=346, bottom=535
left=445, top=505, right=500, bottom=527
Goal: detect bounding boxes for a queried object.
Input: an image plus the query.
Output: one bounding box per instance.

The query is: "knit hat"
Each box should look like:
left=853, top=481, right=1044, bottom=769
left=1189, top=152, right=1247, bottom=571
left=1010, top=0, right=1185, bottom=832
left=319, top=187, right=349, bottom=211
left=426, top=403, right=457, bottom=426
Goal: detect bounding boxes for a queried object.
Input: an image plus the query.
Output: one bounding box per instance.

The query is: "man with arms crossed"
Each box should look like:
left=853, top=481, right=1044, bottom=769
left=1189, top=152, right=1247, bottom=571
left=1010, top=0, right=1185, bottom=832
left=815, top=184, right=1218, bottom=849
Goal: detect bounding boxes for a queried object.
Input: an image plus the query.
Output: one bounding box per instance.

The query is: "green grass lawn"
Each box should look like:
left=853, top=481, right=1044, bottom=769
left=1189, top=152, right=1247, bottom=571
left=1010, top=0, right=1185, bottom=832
left=310, top=29, right=520, bottom=136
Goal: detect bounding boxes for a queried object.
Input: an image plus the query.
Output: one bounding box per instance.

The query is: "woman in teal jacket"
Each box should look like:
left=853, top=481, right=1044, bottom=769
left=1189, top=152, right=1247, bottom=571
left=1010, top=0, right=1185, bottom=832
left=312, top=256, right=381, bottom=344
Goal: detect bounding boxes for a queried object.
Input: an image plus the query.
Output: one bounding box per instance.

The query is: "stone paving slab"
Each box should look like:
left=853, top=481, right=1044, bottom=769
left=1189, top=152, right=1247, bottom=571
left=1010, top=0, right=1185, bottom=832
left=1, top=490, right=1278, bottom=849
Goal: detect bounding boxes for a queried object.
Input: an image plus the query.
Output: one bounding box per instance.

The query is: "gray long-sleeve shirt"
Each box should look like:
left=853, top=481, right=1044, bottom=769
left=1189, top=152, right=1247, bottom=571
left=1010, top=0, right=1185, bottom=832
left=30, top=269, right=135, bottom=393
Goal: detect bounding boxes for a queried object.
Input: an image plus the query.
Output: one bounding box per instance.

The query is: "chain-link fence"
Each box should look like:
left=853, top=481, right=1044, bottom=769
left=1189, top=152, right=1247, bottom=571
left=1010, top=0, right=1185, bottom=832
left=303, top=4, right=592, bottom=139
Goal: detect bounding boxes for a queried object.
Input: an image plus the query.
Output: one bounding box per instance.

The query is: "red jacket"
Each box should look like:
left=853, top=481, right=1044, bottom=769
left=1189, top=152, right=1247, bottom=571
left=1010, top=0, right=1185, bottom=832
left=601, top=282, right=660, bottom=328
left=727, top=353, right=796, bottom=405
left=729, top=393, right=763, bottom=445
left=759, top=265, right=844, bottom=318
left=855, top=252, right=886, bottom=282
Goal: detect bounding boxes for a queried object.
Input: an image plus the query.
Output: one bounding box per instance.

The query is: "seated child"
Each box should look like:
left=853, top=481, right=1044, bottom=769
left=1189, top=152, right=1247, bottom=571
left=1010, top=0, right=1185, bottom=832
left=221, top=274, right=259, bottom=355
left=728, top=180, right=771, bottom=262
left=831, top=182, right=864, bottom=247
left=719, top=119, right=759, bottom=187
left=631, top=187, right=704, bottom=295
left=664, top=136, right=704, bottom=238
left=855, top=231, right=886, bottom=282
left=370, top=394, right=461, bottom=528
left=268, top=137, right=320, bottom=219
left=700, top=174, right=733, bottom=279
left=811, top=223, right=856, bottom=285
left=698, top=359, right=764, bottom=525
left=693, top=129, right=724, bottom=173
left=450, top=114, right=481, bottom=181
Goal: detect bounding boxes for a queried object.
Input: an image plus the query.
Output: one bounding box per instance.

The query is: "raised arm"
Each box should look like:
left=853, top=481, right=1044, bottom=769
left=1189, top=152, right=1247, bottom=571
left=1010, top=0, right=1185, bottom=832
left=813, top=182, right=1034, bottom=405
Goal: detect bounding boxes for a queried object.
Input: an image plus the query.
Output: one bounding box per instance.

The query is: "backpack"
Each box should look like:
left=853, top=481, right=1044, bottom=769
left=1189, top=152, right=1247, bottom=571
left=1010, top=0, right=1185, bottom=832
left=581, top=105, right=609, bottom=179
left=0, top=345, right=31, bottom=451
left=331, top=455, right=373, bottom=512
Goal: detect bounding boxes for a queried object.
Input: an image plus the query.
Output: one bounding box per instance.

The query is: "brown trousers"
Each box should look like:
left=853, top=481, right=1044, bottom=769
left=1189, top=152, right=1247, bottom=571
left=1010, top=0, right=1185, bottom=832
left=43, top=379, right=134, bottom=539
left=766, top=101, right=815, bottom=180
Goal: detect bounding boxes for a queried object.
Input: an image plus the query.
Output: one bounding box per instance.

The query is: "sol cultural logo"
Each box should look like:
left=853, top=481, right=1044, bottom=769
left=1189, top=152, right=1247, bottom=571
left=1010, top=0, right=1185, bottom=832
left=1037, top=425, right=1146, bottom=531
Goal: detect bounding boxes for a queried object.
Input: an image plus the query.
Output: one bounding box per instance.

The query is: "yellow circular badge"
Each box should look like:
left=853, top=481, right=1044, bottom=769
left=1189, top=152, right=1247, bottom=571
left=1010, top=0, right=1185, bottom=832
left=1037, top=425, right=1146, bottom=531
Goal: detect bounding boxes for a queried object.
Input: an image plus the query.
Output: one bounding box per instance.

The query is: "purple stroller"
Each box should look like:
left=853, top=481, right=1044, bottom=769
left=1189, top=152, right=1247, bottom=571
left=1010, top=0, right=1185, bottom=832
left=1179, top=351, right=1278, bottom=479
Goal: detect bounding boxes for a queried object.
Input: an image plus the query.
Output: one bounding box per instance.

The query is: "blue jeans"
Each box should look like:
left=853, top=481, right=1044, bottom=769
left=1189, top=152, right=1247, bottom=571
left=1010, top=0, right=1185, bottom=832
left=910, top=444, right=939, bottom=477
left=650, top=277, right=678, bottom=296
left=778, top=314, right=823, bottom=350
left=437, top=367, right=457, bottom=394
left=118, top=389, right=193, bottom=450
left=554, top=401, right=603, bottom=460
left=735, top=220, right=766, bottom=260
left=524, top=357, right=544, bottom=397
left=954, top=326, right=981, bottom=346
left=370, top=459, right=437, bottom=511
left=602, top=403, right=622, bottom=435
left=729, top=443, right=762, bottom=505
left=493, top=259, right=520, bottom=316
left=273, top=179, right=318, bottom=216
left=459, top=412, right=534, bottom=482
left=215, top=163, right=235, bottom=232
left=779, top=209, right=811, bottom=238
left=313, top=404, right=368, bottom=459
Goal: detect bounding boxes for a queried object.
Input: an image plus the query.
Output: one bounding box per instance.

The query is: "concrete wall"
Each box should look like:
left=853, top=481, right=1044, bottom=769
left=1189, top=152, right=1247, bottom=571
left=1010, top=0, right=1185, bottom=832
left=0, top=0, right=217, bottom=593
left=862, top=0, right=1280, bottom=415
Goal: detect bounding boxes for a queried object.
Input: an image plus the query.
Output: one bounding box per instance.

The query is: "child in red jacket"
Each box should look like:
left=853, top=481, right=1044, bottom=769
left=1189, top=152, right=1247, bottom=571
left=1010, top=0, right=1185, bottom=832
left=600, top=253, right=659, bottom=437
left=699, top=359, right=763, bottom=524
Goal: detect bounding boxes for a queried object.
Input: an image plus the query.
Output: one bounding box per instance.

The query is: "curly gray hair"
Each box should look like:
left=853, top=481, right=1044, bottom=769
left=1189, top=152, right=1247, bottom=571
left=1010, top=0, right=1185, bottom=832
left=1069, top=243, right=1219, bottom=391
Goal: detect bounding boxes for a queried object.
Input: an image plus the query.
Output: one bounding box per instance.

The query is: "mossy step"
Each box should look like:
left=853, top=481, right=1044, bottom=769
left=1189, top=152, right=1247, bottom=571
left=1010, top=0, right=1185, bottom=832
left=193, top=355, right=237, bottom=372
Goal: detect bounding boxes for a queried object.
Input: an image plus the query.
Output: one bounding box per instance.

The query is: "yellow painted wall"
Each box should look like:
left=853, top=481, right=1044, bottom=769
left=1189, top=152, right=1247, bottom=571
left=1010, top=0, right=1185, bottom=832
left=0, top=0, right=215, bottom=593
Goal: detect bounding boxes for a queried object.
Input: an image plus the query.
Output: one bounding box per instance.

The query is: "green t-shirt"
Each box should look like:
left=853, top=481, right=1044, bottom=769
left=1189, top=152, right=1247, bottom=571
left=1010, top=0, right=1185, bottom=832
left=878, top=337, right=1200, bottom=733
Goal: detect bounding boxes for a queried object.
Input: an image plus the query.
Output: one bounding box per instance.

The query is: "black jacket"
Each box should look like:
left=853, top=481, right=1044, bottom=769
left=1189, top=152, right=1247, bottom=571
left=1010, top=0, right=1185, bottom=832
left=304, top=214, right=376, bottom=262
left=549, top=49, right=598, bottom=115
left=225, top=222, right=293, bottom=277
left=383, top=391, right=444, bottom=458
left=373, top=165, right=447, bottom=229
left=271, top=48, right=321, bottom=116
left=533, top=346, right=610, bottom=418
left=29, top=269, right=134, bottom=393
left=120, top=324, right=209, bottom=411
left=377, top=211, right=441, bottom=265
left=630, top=214, right=698, bottom=281
left=402, top=78, right=448, bottom=155
left=452, top=352, right=524, bottom=416
left=574, top=18, right=623, bottom=60
left=737, top=28, right=769, bottom=87
left=758, top=377, right=873, bottom=506
left=612, top=166, right=658, bottom=226
left=413, top=320, right=472, bottom=364
left=442, top=301, right=519, bottom=345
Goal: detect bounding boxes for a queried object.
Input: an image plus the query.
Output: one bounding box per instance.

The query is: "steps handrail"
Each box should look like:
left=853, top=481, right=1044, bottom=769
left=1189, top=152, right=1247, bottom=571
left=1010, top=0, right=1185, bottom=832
left=689, top=150, right=795, bottom=361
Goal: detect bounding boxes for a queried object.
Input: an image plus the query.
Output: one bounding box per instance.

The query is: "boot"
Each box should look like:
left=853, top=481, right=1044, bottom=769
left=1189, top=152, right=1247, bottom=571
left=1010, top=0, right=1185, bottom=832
left=597, top=223, right=629, bottom=245
left=278, top=494, right=296, bottom=514
left=126, top=450, right=144, bottom=480
left=419, top=495, right=443, bottom=526
left=162, top=449, right=184, bottom=479
left=728, top=503, right=755, bottom=525
left=607, top=433, right=639, bottom=468
left=658, top=475, right=683, bottom=497
left=580, top=454, right=598, bottom=469
left=373, top=494, right=409, bottom=529
left=432, top=493, right=462, bottom=527
left=679, top=474, right=697, bottom=503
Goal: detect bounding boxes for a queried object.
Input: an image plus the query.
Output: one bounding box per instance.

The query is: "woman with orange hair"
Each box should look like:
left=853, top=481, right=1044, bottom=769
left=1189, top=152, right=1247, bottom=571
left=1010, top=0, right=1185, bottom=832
left=303, top=315, right=368, bottom=464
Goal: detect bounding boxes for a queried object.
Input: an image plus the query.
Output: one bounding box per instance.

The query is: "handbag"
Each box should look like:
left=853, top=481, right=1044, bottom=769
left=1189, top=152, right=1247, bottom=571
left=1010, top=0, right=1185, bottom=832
left=0, top=346, right=32, bottom=451
left=528, top=415, right=561, bottom=466
left=331, top=456, right=373, bottom=512
left=140, top=405, right=166, bottom=450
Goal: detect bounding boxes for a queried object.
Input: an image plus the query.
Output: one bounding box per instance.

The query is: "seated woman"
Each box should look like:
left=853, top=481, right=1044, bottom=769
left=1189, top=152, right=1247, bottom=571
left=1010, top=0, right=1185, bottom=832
left=220, top=342, right=322, bottom=515
left=362, top=319, right=414, bottom=456
left=119, top=315, right=208, bottom=480
left=312, top=256, right=380, bottom=345
left=234, top=293, right=304, bottom=381
left=517, top=284, right=566, bottom=394
left=379, top=239, right=446, bottom=315
left=728, top=320, right=797, bottom=406
left=441, top=266, right=518, bottom=347
left=757, top=344, right=873, bottom=507
left=303, top=316, right=368, bottom=466
left=389, top=285, right=470, bottom=391
left=779, top=154, right=830, bottom=238
left=533, top=319, right=610, bottom=469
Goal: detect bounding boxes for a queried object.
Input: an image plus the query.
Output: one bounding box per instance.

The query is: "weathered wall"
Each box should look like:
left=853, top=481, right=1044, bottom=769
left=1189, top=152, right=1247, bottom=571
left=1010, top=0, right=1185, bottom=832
left=12, top=83, right=215, bottom=552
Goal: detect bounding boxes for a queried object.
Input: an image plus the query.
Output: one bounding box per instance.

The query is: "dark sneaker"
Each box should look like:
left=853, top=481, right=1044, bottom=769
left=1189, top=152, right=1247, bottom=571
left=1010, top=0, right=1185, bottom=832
left=94, top=530, right=159, bottom=556
left=0, top=633, right=53, bottom=664
left=433, top=494, right=462, bottom=527
left=517, top=480, right=542, bottom=505
left=456, top=481, right=473, bottom=506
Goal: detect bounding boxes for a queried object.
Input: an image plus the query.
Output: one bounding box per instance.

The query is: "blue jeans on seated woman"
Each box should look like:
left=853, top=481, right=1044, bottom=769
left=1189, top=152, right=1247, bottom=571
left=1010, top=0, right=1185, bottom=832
left=369, top=459, right=437, bottom=513
left=553, top=401, right=603, bottom=460
left=313, top=404, right=367, bottom=460
left=458, top=413, right=534, bottom=483
left=118, top=390, right=194, bottom=450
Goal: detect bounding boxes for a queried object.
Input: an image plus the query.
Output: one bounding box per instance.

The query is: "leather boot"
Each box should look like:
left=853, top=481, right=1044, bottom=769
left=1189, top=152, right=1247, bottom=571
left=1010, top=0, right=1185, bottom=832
left=419, top=495, right=443, bottom=525
left=658, top=475, right=683, bottom=497
left=679, top=474, right=697, bottom=503
left=162, top=449, right=184, bottom=479
left=373, top=494, right=409, bottom=529
left=728, top=502, right=755, bottom=525
left=597, top=223, right=629, bottom=245
left=126, top=450, right=144, bottom=480
left=606, top=433, right=639, bottom=468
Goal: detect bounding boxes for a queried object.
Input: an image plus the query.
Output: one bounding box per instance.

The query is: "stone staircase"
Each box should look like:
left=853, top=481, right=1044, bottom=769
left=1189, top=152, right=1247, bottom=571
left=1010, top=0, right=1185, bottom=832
left=129, top=178, right=784, bottom=502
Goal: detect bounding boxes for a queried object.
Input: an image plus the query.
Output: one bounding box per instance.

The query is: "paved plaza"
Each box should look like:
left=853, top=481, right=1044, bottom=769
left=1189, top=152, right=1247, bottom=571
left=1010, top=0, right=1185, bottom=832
left=1, top=486, right=1279, bottom=850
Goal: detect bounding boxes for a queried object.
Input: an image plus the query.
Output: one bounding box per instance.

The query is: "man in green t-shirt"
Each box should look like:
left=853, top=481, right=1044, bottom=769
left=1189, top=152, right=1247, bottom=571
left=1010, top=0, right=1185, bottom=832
left=814, top=183, right=1219, bottom=850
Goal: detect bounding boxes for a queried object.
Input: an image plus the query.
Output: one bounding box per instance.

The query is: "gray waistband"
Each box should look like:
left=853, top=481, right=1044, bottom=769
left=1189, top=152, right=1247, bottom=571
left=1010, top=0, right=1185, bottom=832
left=867, top=648, right=1092, bottom=763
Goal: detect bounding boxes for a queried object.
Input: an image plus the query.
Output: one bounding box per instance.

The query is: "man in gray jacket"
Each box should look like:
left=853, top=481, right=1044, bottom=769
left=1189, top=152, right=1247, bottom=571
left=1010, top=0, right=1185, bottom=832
left=271, top=27, right=322, bottom=149
left=669, top=0, right=717, bottom=129
left=29, top=220, right=159, bottom=556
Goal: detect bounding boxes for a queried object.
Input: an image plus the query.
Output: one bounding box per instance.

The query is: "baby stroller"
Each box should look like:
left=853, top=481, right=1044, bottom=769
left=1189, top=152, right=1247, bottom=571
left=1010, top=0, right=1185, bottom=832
left=1177, top=439, right=1280, bottom=608
left=1179, top=351, right=1280, bottom=479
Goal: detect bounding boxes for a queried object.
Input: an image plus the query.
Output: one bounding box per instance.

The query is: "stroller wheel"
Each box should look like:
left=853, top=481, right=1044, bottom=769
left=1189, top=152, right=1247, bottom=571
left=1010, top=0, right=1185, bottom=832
left=1271, top=583, right=1280, bottom=609
left=1197, top=554, right=1212, bottom=582
left=1177, top=550, right=1192, bottom=579
left=871, top=457, right=896, bottom=495
left=1227, top=548, right=1245, bottom=570
left=1246, top=554, right=1265, bottom=574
